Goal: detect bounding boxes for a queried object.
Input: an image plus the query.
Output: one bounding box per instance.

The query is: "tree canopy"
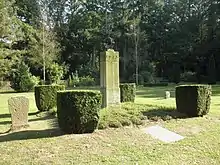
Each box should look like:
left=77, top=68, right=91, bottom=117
left=0, top=0, right=220, bottom=84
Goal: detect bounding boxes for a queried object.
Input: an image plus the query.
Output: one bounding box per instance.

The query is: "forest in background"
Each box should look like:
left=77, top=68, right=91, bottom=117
left=1, top=0, right=220, bottom=87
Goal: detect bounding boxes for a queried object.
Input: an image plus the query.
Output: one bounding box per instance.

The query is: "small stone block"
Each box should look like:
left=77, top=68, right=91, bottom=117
left=165, top=91, right=170, bottom=99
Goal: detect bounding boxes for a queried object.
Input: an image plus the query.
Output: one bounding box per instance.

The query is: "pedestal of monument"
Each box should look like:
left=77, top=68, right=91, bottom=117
left=100, top=49, right=120, bottom=108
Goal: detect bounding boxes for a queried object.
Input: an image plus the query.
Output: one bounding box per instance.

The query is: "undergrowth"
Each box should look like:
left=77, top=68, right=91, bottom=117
left=98, top=103, right=186, bottom=129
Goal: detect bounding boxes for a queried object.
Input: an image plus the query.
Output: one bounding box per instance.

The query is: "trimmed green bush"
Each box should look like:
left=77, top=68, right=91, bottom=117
left=35, top=85, right=65, bottom=112
left=143, top=83, right=168, bottom=87
left=175, top=85, right=211, bottom=117
left=57, top=90, right=102, bottom=134
left=120, top=83, right=136, bottom=102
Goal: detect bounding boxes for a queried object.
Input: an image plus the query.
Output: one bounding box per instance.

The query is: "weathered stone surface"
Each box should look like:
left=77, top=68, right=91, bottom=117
left=8, top=96, right=29, bottom=130
left=142, top=125, right=184, bottom=143
left=165, top=91, right=170, bottom=99
left=100, top=49, right=120, bottom=107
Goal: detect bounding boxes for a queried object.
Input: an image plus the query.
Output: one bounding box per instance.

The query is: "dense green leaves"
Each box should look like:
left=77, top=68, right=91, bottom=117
left=10, top=62, right=39, bottom=92
left=176, top=85, right=212, bottom=117
left=1, top=0, right=220, bottom=84
left=35, top=85, right=65, bottom=112
left=120, top=83, right=136, bottom=103
left=57, top=90, right=102, bottom=134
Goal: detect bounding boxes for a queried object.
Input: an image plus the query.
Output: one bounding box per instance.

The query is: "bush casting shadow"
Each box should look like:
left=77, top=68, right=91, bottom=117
left=142, top=107, right=188, bottom=121
left=0, top=111, right=40, bottom=119
left=0, top=91, right=16, bottom=94
left=0, top=120, right=10, bottom=125
left=0, top=112, right=55, bottom=125
left=0, top=113, right=11, bottom=118
left=0, top=128, right=63, bottom=142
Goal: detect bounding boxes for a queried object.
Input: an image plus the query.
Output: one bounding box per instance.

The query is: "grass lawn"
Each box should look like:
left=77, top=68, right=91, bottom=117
left=0, top=85, right=220, bottom=165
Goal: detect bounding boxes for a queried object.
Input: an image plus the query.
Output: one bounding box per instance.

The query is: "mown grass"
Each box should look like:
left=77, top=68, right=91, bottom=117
left=0, top=85, right=220, bottom=164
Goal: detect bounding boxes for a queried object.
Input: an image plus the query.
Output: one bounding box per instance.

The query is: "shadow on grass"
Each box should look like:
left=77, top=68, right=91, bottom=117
left=0, top=91, right=15, bottom=94
left=0, top=113, right=11, bottom=118
left=0, top=111, right=56, bottom=125
left=0, top=117, right=61, bottom=142
left=29, top=111, right=41, bottom=116
left=136, top=89, right=176, bottom=98
left=0, top=120, right=10, bottom=125
left=142, top=106, right=188, bottom=121
left=210, top=85, right=220, bottom=96
left=0, top=111, right=40, bottom=119
left=29, top=113, right=55, bottom=122
left=0, top=128, right=63, bottom=142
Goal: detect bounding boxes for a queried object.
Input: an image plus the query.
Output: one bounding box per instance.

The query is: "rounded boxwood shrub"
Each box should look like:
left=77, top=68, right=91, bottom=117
left=175, top=84, right=211, bottom=117
left=57, top=90, right=102, bottom=134
left=35, top=85, right=65, bottom=112
left=120, top=83, right=136, bottom=102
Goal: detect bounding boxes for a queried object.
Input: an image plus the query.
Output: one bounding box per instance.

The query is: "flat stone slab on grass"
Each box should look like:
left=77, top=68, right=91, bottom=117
left=143, top=125, right=184, bottom=143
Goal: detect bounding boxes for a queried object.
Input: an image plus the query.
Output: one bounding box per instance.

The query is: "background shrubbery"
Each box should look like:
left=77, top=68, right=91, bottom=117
left=10, top=62, right=39, bottom=92
left=68, top=72, right=96, bottom=87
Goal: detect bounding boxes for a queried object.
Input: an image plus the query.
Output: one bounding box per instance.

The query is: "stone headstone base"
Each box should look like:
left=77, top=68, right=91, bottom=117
left=10, top=124, right=29, bottom=132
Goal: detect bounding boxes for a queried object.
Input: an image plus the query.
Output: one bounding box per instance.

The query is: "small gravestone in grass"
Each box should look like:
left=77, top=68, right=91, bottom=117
left=100, top=49, right=120, bottom=108
left=8, top=96, right=29, bottom=130
left=165, top=91, right=170, bottom=99
left=143, top=125, right=184, bottom=143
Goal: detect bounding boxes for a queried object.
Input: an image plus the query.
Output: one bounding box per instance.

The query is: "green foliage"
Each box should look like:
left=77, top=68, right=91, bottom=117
left=120, top=83, right=136, bottom=103
left=98, top=103, right=145, bottom=130
left=207, top=55, right=216, bottom=84
left=10, top=62, right=39, bottom=92
left=98, top=103, right=181, bottom=130
left=34, top=85, right=65, bottom=112
left=0, top=0, right=15, bottom=38
left=2, top=0, right=220, bottom=87
left=175, top=85, right=212, bottom=117
left=79, top=76, right=96, bottom=86
left=47, top=63, right=64, bottom=84
left=15, top=0, right=41, bottom=26
left=169, top=64, right=181, bottom=84
left=180, top=71, right=197, bottom=82
left=140, top=71, right=155, bottom=84
left=27, top=28, right=60, bottom=71
left=68, top=72, right=80, bottom=87
left=57, top=90, right=102, bottom=134
left=68, top=73, right=95, bottom=87
left=129, top=74, right=144, bottom=85
left=139, top=62, right=156, bottom=84
left=0, top=1, right=26, bottom=81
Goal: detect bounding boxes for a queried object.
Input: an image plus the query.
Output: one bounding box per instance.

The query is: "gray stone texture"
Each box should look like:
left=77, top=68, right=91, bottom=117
left=8, top=96, right=29, bottom=130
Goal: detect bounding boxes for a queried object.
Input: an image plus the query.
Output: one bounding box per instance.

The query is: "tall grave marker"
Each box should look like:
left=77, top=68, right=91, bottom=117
left=100, top=49, right=120, bottom=108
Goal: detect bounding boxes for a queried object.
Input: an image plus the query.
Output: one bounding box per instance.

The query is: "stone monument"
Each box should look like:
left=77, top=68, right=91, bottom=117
left=165, top=91, right=171, bottom=99
left=8, top=96, right=29, bottom=130
left=100, top=49, right=120, bottom=108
